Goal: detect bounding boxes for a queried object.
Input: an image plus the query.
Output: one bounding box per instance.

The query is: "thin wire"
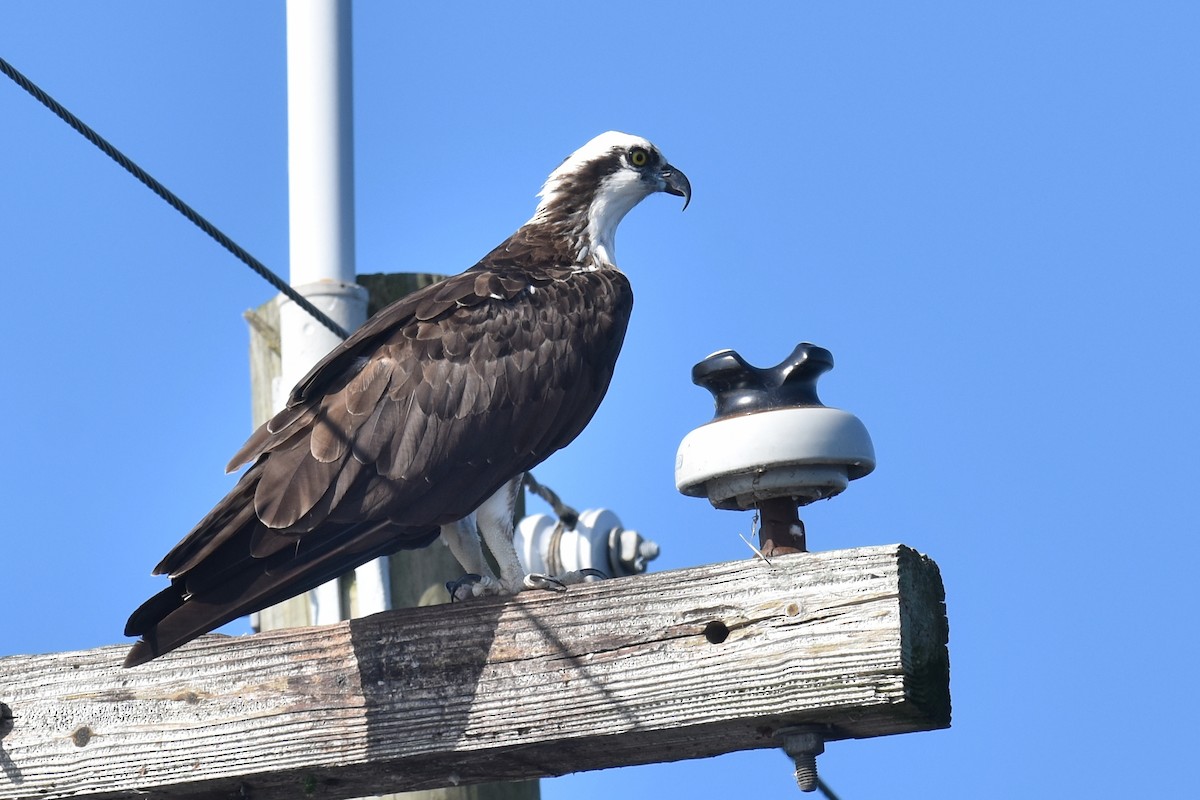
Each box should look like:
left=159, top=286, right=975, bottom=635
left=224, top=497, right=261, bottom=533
left=0, top=55, right=351, bottom=341
left=817, top=777, right=842, bottom=800
left=522, top=473, right=580, bottom=528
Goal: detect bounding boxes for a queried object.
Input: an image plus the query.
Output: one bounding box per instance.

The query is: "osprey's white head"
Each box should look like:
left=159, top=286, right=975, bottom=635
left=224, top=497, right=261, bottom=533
left=529, top=131, right=690, bottom=268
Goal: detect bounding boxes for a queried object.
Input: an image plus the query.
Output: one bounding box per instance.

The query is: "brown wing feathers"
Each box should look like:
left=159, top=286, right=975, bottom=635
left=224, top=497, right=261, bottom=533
left=124, top=262, right=633, bottom=666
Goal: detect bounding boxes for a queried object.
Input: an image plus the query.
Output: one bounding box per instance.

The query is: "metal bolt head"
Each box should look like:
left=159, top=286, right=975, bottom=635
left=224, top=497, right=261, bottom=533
left=780, top=730, right=825, bottom=758
left=776, top=726, right=826, bottom=794
left=609, top=527, right=660, bottom=575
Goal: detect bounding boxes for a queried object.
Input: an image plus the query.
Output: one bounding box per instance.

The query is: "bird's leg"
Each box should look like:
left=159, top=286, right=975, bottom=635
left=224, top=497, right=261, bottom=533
left=477, top=477, right=607, bottom=593
left=440, top=516, right=503, bottom=601
left=440, top=514, right=492, bottom=576
left=476, top=475, right=538, bottom=594
left=460, top=476, right=604, bottom=598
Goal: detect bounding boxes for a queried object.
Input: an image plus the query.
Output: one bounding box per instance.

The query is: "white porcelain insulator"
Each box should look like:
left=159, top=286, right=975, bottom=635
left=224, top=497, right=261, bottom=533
left=675, top=406, right=875, bottom=511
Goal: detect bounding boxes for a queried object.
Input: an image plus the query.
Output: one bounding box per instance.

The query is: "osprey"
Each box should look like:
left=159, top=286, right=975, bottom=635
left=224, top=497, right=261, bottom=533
left=124, top=131, right=690, bottom=667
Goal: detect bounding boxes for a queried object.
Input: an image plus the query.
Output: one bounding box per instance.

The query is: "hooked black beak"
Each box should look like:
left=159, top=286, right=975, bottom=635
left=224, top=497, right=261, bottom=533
left=660, top=163, right=692, bottom=210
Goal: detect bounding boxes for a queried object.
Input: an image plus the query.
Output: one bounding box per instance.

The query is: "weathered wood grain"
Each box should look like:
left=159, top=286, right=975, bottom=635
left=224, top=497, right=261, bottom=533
left=0, top=545, right=949, bottom=799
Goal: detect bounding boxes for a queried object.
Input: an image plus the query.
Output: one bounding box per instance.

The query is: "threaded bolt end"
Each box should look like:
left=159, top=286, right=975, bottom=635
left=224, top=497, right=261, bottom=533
left=793, top=753, right=818, bottom=792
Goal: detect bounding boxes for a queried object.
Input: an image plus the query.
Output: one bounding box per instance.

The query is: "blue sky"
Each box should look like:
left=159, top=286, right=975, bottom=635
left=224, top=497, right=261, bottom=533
left=2, top=2, right=1198, bottom=797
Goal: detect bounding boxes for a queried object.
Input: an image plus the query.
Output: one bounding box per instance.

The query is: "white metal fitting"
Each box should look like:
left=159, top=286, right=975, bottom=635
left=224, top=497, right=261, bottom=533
left=514, top=508, right=659, bottom=578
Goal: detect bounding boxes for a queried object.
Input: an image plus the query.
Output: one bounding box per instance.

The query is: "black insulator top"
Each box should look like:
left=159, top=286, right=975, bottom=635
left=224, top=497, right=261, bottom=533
left=691, top=342, right=835, bottom=419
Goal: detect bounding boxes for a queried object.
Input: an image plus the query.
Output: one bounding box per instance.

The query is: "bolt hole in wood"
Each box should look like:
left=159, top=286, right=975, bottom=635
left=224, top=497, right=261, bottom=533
left=703, top=621, right=730, bottom=644
left=0, top=702, right=12, bottom=739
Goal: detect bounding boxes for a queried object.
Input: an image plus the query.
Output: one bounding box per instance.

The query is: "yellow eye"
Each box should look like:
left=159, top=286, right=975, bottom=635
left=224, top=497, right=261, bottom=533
left=629, top=146, right=649, bottom=167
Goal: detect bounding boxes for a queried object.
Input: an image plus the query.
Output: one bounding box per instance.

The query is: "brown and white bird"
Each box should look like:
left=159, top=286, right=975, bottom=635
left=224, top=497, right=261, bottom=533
left=124, top=131, right=690, bottom=667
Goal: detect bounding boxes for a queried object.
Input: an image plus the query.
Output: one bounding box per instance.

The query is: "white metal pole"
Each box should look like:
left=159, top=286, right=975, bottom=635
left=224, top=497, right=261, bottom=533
left=283, top=0, right=388, bottom=624
left=285, top=0, right=355, bottom=288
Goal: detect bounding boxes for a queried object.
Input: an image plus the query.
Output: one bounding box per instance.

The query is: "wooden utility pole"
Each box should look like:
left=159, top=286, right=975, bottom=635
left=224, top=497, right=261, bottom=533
left=244, top=272, right=538, bottom=799
left=0, top=545, right=950, bottom=800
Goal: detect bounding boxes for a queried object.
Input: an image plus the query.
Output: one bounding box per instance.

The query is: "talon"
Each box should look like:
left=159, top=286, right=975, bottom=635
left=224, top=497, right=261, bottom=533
left=447, top=574, right=506, bottom=602
left=554, top=568, right=609, bottom=586
left=446, top=574, right=482, bottom=603
left=522, top=573, right=567, bottom=592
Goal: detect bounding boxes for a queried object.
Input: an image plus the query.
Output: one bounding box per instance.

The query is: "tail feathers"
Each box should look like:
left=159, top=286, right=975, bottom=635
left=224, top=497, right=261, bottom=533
left=152, top=463, right=264, bottom=577
left=123, top=519, right=439, bottom=668
left=124, top=582, right=187, bottom=639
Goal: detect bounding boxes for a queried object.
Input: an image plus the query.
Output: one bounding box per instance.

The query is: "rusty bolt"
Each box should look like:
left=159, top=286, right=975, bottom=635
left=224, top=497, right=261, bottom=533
left=776, top=726, right=826, bottom=793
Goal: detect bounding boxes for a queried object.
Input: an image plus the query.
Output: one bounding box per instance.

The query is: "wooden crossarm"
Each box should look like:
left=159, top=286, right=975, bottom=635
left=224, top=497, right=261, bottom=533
left=0, top=544, right=949, bottom=799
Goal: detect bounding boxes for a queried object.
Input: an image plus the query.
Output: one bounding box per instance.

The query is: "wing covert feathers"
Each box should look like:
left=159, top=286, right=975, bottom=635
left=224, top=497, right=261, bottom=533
left=126, top=261, right=634, bottom=665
